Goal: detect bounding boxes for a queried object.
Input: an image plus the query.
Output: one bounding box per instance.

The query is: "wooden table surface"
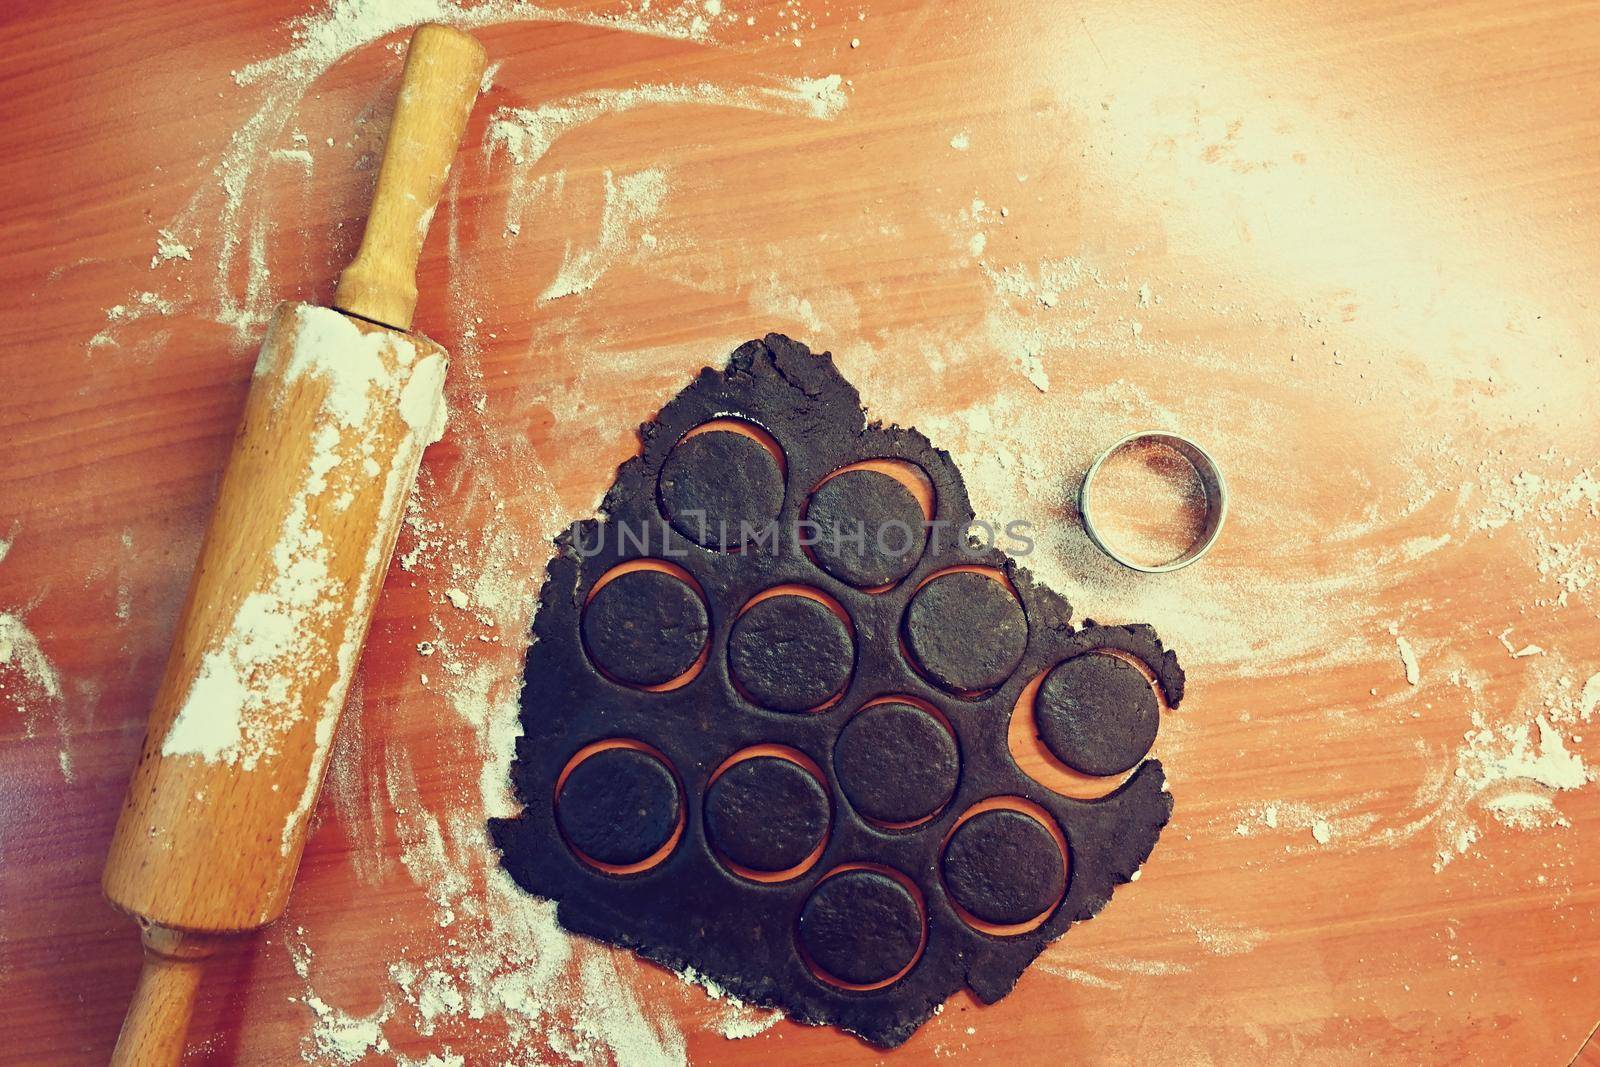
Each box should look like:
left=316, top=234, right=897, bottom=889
left=3, top=1, right=1598, bottom=1063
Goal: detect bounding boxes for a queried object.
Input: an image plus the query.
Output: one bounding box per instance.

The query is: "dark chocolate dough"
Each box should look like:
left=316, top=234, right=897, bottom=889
left=805, top=468, right=928, bottom=587
left=798, top=869, right=922, bottom=986
left=581, top=569, right=707, bottom=687
left=704, top=756, right=830, bottom=872
left=903, top=571, right=1027, bottom=693
left=492, top=334, right=1185, bottom=1048
left=658, top=429, right=784, bottom=549
left=1036, top=652, right=1160, bottom=776
left=941, top=810, right=1066, bottom=926
left=556, top=748, right=680, bottom=866
left=727, top=594, right=853, bottom=711
left=834, top=702, right=958, bottom=824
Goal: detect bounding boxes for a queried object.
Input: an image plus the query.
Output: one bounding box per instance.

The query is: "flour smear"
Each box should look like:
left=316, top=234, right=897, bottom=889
left=0, top=610, right=64, bottom=729
left=1, top=532, right=75, bottom=780
left=161, top=307, right=443, bottom=772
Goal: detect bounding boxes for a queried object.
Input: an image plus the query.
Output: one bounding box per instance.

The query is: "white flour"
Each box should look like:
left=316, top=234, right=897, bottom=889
left=1582, top=673, right=1600, bottom=719
left=151, top=228, right=194, bottom=267
left=677, top=967, right=784, bottom=1040
left=1472, top=465, right=1600, bottom=606
left=161, top=306, right=446, bottom=784
left=1226, top=665, right=1594, bottom=874
left=88, top=291, right=183, bottom=350
left=0, top=612, right=64, bottom=730
left=1395, top=630, right=1421, bottom=686
left=541, top=167, right=670, bottom=301
left=1, top=529, right=69, bottom=760
left=289, top=931, right=394, bottom=1064
left=1040, top=906, right=1262, bottom=990
left=483, top=73, right=847, bottom=264
left=1428, top=679, right=1593, bottom=871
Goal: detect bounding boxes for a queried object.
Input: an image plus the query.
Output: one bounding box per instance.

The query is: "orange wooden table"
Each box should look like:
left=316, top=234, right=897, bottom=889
left=3, top=1, right=1598, bottom=1063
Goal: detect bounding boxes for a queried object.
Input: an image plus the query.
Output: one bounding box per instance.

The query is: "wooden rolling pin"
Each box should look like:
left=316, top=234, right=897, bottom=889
left=101, top=24, right=487, bottom=1065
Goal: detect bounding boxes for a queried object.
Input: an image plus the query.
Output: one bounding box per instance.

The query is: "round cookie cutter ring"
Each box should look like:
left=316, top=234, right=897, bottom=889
left=1078, top=430, right=1228, bottom=573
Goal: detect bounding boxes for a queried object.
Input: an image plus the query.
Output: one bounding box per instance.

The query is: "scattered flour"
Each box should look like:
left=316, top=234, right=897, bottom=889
left=0, top=612, right=65, bottom=730
left=678, top=967, right=783, bottom=1040
left=1581, top=673, right=1600, bottom=720
left=478, top=59, right=502, bottom=94
left=1497, top=628, right=1544, bottom=659
left=541, top=168, right=670, bottom=301
left=1393, top=630, right=1420, bottom=686
left=0, top=534, right=76, bottom=780
left=289, top=932, right=394, bottom=1064
left=487, top=76, right=848, bottom=174
left=1039, top=951, right=1191, bottom=990
left=161, top=306, right=446, bottom=779
left=1473, top=715, right=1589, bottom=792
left=88, top=291, right=183, bottom=350
left=1037, top=963, right=1121, bottom=989
left=1428, top=703, right=1592, bottom=871
left=1227, top=657, right=1594, bottom=874
left=1472, top=465, right=1600, bottom=606
left=1338, top=667, right=1590, bottom=873
left=151, top=227, right=194, bottom=268
left=1484, top=792, right=1570, bottom=832
left=1231, top=798, right=1379, bottom=849
left=475, top=72, right=848, bottom=306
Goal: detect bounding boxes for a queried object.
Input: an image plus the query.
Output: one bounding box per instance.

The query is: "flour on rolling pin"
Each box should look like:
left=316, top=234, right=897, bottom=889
left=160, top=304, right=446, bottom=847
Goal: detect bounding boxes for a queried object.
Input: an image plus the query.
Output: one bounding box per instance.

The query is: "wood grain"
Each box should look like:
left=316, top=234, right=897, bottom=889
left=1, top=1, right=1597, bottom=1064
left=335, top=24, right=488, bottom=330
left=110, top=927, right=225, bottom=1067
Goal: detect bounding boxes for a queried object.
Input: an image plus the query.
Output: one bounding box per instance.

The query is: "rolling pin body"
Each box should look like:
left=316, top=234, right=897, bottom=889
left=102, top=302, right=448, bottom=929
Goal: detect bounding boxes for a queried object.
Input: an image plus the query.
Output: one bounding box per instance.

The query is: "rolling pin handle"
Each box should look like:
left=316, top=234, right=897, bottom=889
left=109, top=925, right=225, bottom=1067
left=333, top=23, right=488, bottom=331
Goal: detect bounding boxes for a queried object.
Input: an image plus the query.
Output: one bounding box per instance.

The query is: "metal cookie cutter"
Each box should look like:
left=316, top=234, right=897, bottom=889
left=1078, top=430, right=1228, bottom=573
